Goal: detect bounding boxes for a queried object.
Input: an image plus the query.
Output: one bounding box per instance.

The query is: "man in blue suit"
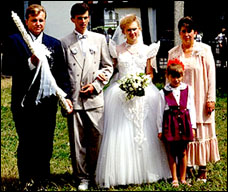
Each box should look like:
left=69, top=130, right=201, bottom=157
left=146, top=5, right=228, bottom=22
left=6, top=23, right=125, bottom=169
left=3, top=4, right=71, bottom=189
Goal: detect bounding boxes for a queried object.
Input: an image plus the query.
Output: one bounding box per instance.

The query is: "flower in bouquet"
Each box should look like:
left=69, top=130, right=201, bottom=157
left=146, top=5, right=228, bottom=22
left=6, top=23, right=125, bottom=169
left=118, top=73, right=150, bottom=101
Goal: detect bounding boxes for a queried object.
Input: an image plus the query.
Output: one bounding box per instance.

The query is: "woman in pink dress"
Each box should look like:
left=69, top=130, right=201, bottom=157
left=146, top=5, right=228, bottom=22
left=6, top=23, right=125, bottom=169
left=168, top=16, right=220, bottom=182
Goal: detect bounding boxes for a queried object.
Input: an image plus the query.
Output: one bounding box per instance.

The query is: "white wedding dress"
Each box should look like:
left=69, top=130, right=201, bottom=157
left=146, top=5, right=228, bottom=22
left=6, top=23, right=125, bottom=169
left=95, top=41, right=171, bottom=188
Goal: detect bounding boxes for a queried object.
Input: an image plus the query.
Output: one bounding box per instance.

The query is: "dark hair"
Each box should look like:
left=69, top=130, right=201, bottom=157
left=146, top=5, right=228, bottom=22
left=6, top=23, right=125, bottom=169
left=178, top=16, right=195, bottom=32
left=26, top=4, right=47, bottom=19
left=70, top=2, right=90, bottom=18
left=166, top=63, right=184, bottom=78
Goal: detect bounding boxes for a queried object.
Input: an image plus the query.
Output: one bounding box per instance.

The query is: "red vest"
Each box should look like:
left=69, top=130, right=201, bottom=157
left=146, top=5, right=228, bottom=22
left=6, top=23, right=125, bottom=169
left=162, top=86, right=194, bottom=142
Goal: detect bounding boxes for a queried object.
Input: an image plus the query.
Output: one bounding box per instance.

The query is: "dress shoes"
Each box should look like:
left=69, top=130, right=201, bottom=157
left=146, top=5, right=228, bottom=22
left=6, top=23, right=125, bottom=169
left=78, top=180, right=89, bottom=191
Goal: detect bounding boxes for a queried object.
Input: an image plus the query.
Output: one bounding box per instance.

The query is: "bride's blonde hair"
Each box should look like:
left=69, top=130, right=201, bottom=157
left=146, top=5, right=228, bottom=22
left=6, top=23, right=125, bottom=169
left=120, top=14, right=142, bottom=33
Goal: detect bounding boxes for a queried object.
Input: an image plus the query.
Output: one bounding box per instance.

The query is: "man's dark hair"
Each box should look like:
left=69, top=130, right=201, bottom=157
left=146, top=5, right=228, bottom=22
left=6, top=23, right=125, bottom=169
left=70, top=2, right=90, bottom=18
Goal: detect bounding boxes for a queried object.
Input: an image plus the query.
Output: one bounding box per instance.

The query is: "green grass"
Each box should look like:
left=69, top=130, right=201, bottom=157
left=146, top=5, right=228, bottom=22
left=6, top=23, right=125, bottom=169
left=1, top=77, right=227, bottom=191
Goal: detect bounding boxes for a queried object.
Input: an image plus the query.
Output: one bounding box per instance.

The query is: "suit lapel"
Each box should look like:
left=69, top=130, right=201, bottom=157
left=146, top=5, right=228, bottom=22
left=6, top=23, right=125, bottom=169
left=42, top=33, right=48, bottom=45
left=82, top=33, right=95, bottom=78
left=69, top=42, right=84, bottom=69
left=42, top=33, right=52, bottom=49
left=66, top=32, right=85, bottom=69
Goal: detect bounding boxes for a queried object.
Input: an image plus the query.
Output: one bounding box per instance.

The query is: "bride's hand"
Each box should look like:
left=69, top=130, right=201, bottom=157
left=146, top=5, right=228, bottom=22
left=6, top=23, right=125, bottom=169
left=146, top=58, right=154, bottom=79
left=66, top=99, right=73, bottom=114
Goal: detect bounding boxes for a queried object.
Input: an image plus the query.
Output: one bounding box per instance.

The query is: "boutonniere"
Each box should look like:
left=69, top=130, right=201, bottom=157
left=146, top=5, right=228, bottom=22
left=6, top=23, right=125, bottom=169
left=193, top=43, right=205, bottom=57
left=45, top=47, right=54, bottom=69
left=47, top=46, right=55, bottom=54
left=47, top=47, right=54, bottom=60
left=194, top=48, right=202, bottom=56
left=89, top=45, right=97, bottom=55
left=71, top=47, right=78, bottom=55
left=89, top=48, right=96, bottom=55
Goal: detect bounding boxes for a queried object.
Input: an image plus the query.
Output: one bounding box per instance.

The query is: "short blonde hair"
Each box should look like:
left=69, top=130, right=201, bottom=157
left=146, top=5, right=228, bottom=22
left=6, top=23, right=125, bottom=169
left=26, top=4, right=47, bottom=19
left=120, top=14, right=141, bottom=33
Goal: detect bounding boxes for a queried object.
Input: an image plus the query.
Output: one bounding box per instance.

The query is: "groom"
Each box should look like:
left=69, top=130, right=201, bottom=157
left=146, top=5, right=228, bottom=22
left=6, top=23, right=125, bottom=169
left=61, top=2, right=113, bottom=190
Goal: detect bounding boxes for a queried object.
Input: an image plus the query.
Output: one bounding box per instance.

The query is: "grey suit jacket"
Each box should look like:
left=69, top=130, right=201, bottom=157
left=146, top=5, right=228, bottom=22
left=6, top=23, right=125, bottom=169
left=61, top=31, right=113, bottom=110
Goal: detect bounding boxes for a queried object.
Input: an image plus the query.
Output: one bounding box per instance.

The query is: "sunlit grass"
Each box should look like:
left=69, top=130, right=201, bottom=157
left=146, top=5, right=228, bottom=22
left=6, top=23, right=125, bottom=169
left=1, top=77, right=227, bottom=191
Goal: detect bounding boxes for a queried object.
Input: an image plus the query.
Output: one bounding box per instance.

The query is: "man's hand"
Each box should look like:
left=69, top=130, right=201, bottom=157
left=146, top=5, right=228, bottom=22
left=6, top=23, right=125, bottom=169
left=96, top=73, right=107, bottom=82
left=80, top=84, right=94, bottom=97
left=31, top=54, right=39, bottom=66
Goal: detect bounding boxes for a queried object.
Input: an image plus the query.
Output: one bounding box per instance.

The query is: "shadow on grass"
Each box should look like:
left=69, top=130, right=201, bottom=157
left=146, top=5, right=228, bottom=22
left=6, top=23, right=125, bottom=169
left=1, top=172, right=78, bottom=191
left=1, top=173, right=173, bottom=191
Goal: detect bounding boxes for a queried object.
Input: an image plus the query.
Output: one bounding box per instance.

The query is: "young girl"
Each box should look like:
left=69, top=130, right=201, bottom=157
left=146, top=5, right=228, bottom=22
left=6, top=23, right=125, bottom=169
left=157, top=59, right=196, bottom=187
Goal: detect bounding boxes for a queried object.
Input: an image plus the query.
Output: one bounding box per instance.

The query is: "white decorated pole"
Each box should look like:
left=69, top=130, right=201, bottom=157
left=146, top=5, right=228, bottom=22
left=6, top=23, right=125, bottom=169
left=11, top=11, right=71, bottom=113
left=11, top=11, right=35, bottom=54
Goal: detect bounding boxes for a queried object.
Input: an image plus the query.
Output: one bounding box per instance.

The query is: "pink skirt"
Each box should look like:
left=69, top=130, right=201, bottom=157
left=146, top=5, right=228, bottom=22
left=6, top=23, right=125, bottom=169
left=187, top=123, right=220, bottom=166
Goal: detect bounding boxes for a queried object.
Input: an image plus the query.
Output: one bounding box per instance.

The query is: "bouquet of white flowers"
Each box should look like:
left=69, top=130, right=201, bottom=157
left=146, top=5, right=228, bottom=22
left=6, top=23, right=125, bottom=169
left=118, top=73, right=150, bottom=101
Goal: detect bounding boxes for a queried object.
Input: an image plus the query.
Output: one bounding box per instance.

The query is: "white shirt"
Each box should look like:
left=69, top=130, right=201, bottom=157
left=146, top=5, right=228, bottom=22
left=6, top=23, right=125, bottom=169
left=74, top=29, right=88, bottom=56
left=29, top=32, right=43, bottom=43
left=28, top=32, right=43, bottom=70
left=157, top=82, right=197, bottom=133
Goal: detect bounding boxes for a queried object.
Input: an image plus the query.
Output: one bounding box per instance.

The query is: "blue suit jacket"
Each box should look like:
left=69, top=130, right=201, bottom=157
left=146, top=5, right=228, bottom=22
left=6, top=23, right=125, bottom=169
left=3, top=32, right=70, bottom=118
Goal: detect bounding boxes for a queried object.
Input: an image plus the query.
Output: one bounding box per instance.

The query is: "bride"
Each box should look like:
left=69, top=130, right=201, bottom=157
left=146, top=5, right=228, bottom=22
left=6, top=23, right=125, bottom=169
left=95, top=14, right=171, bottom=188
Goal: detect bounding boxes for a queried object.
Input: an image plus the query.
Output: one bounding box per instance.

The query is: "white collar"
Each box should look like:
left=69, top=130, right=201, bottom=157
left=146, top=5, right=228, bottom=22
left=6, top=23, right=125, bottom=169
left=29, top=32, right=43, bottom=43
left=125, top=41, right=140, bottom=48
left=164, top=82, right=187, bottom=91
left=74, top=29, right=88, bottom=37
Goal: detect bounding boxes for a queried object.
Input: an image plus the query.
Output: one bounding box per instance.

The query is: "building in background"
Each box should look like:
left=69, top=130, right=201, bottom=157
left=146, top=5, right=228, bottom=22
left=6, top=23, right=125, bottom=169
left=2, top=0, right=227, bottom=75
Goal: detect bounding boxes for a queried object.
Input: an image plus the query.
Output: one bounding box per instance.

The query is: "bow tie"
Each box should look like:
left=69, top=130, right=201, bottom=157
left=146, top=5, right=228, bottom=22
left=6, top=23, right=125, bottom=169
left=78, top=34, right=87, bottom=39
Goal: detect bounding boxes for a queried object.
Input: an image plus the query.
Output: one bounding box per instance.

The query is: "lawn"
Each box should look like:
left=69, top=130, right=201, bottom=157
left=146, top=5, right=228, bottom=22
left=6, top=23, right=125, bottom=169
left=1, top=76, right=227, bottom=191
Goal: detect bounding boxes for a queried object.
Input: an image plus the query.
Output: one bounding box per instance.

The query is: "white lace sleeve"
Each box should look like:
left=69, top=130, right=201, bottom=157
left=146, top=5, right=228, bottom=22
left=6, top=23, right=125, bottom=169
left=147, top=41, right=160, bottom=73
left=147, top=41, right=160, bottom=59
left=108, top=39, right=118, bottom=58
left=150, top=57, right=158, bottom=73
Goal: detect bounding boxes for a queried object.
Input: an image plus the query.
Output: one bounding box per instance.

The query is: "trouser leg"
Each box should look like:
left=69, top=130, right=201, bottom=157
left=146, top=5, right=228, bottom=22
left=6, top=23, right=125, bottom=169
left=67, top=108, right=103, bottom=183
left=15, top=105, right=56, bottom=182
